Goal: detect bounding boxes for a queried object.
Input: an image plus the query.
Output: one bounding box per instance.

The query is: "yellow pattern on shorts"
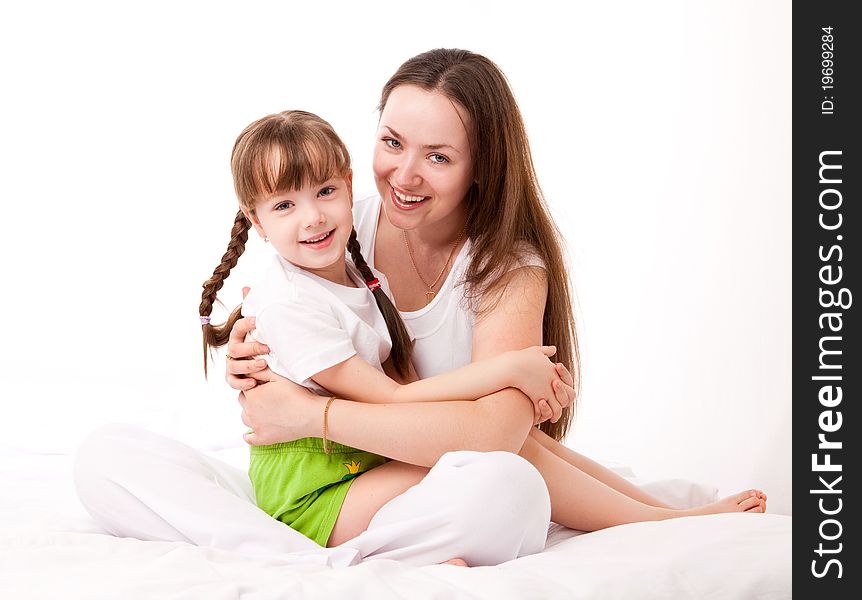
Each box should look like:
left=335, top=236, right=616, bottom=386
left=249, top=438, right=388, bottom=547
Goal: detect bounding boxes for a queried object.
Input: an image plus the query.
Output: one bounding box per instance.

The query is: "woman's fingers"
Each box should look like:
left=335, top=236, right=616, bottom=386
left=552, top=378, right=571, bottom=410
left=536, top=399, right=553, bottom=425
left=228, top=316, right=257, bottom=347
left=539, top=399, right=553, bottom=424
left=540, top=345, right=557, bottom=357
left=227, top=374, right=258, bottom=391
left=546, top=384, right=564, bottom=422
left=226, top=356, right=269, bottom=376
left=226, top=340, right=271, bottom=362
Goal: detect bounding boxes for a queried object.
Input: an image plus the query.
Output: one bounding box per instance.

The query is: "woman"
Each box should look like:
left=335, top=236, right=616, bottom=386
left=75, top=48, right=761, bottom=570
left=230, top=48, right=765, bottom=534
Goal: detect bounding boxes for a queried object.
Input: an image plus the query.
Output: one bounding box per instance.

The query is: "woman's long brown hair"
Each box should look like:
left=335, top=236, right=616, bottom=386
left=380, top=49, right=581, bottom=441
left=200, top=110, right=413, bottom=378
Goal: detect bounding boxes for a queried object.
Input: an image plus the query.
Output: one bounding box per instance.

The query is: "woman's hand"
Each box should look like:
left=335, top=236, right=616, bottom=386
left=239, top=376, right=321, bottom=446
left=506, top=346, right=575, bottom=425
left=225, top=314, right=271, bottom=391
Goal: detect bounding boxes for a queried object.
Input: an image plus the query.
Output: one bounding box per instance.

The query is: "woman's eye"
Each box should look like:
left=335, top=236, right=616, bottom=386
left=429, top=153, right=448, bottom=164
left=319, top=186, right=336, bottom=197
left=384, top=137, right=401, bottom=149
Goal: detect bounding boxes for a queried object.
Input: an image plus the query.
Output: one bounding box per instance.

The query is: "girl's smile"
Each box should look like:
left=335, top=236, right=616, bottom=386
left=300, top=228, right=337, bottom=248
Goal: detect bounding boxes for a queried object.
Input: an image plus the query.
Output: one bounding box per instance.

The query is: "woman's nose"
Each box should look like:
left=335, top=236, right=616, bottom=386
left=394, top=153, right=422, bottom=189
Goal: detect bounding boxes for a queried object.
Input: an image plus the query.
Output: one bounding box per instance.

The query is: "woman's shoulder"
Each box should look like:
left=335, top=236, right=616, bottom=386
left=352, top=194, right=382, bottom=231
left=468, top=239, right=547, bottom=275
left=350, top=193, right=382, bottom=259
left=509, top=240, right=546, bottom=271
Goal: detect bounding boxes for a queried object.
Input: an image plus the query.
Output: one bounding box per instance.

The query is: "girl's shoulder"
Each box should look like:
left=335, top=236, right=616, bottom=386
left=242, top=255, right=339, bottom=319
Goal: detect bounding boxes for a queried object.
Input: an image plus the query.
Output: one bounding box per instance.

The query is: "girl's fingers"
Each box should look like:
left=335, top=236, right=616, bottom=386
left=554, top=362, right=575, bottom=388
left=540, top=345, right=557, bottom=357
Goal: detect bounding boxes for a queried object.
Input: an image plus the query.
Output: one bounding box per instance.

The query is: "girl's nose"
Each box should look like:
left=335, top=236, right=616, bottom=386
left=302, top=204, right=326, bottom=228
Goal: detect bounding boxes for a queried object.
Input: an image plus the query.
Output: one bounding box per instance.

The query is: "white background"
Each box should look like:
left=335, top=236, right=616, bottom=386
left=0, top=1, right=792, bottom=514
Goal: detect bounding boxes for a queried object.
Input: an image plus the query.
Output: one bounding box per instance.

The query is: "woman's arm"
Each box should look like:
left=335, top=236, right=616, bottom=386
left=310, top=344, right=560, bottom=406
left=235, top=267, right=573, bottom=465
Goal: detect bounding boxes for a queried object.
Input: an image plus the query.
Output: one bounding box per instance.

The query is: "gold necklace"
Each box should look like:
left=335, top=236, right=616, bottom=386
left=403, top=225, right=467, bottom=304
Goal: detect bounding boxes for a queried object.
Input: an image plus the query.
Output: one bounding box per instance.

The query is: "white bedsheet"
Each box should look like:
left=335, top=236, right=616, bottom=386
left=0, top=447, right=791, bottom=599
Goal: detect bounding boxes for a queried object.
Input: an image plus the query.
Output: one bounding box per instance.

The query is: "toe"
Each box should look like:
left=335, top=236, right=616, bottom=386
left=745, top=501, right=765, bottom=513
left=730, top=490, right=758, bottom=503
left=442, top=558, right=469, bottom=567
left=738, top=496, right=761, bottom=511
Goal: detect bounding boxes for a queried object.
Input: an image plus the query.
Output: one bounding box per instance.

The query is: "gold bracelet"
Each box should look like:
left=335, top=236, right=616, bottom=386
left=322, top=396, right=337, bottom=455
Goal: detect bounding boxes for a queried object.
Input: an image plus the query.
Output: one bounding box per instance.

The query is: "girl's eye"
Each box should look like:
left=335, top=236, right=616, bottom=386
left=429, top=153, right=448, bottom=164
left=318, top=186, right=336, bottom=197
left=384, top=137, right=401, bottom=149
left=274, top=201, right=293, bottom=211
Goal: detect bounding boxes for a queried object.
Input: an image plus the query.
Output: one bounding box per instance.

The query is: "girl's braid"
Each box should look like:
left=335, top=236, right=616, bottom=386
left=347, top=228, right=413, bottom=377
left=200, top=210, right=251, bottom=376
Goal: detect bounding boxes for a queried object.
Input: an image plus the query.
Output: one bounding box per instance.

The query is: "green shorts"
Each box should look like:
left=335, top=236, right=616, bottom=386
left=249, top=438, right=388, bottom=547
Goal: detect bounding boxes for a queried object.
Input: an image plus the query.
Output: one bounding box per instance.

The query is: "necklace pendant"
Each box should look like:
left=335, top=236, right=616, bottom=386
left=425, top=291, right=436, bottom=302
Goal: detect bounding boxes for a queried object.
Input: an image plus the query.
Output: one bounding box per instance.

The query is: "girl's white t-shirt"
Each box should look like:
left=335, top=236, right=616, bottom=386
left=352, top=194, right=546, bottom=379
left=242, top=254, right=400, bottom=396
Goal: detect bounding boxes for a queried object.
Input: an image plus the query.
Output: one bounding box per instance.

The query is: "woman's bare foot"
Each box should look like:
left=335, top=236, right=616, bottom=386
left=690, top=489, right=767, bottom=516
left=440, top=558, right=469, bottom=567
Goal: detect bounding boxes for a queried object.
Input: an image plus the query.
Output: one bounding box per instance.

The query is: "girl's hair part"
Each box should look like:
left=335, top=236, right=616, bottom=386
left=379, top=48, right=582, bottom=442
left=347, top=228, right=413, bottom=377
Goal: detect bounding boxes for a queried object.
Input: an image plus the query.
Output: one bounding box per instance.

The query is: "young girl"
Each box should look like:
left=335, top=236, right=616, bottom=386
left=199, top=110, right=569, bottom=549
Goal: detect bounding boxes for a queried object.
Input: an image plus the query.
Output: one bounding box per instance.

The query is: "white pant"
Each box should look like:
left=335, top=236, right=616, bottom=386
left=73, top=424, right=551, bottom=567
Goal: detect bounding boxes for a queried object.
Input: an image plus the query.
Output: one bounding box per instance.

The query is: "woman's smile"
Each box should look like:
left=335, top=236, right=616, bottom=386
left=389, top=185, right=430, bottom=211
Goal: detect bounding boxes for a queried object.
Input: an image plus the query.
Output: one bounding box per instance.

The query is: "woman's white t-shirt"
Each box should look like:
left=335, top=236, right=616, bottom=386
left=352, top=194, right=545, bottom=379
left=242, top=254, right=399, bottom=396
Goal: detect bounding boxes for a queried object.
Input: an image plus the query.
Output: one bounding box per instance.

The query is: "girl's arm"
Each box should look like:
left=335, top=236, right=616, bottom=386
left=237, top=267, right=574, bottom=465
left=309, top=344, right=560, bottom=407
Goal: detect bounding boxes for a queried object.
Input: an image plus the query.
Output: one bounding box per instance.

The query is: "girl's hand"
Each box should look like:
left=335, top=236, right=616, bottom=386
left=225, top=314, right=271, bottom=391
left=507, top=346, right=571, bottom=424
left=535, top=362, right=577, bottom=425
left=238, top=376, right=321, bottom=446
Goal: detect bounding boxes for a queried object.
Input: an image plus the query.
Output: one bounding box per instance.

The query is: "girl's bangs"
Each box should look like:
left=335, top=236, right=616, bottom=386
left=234, top=119, right=350, bottom=207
